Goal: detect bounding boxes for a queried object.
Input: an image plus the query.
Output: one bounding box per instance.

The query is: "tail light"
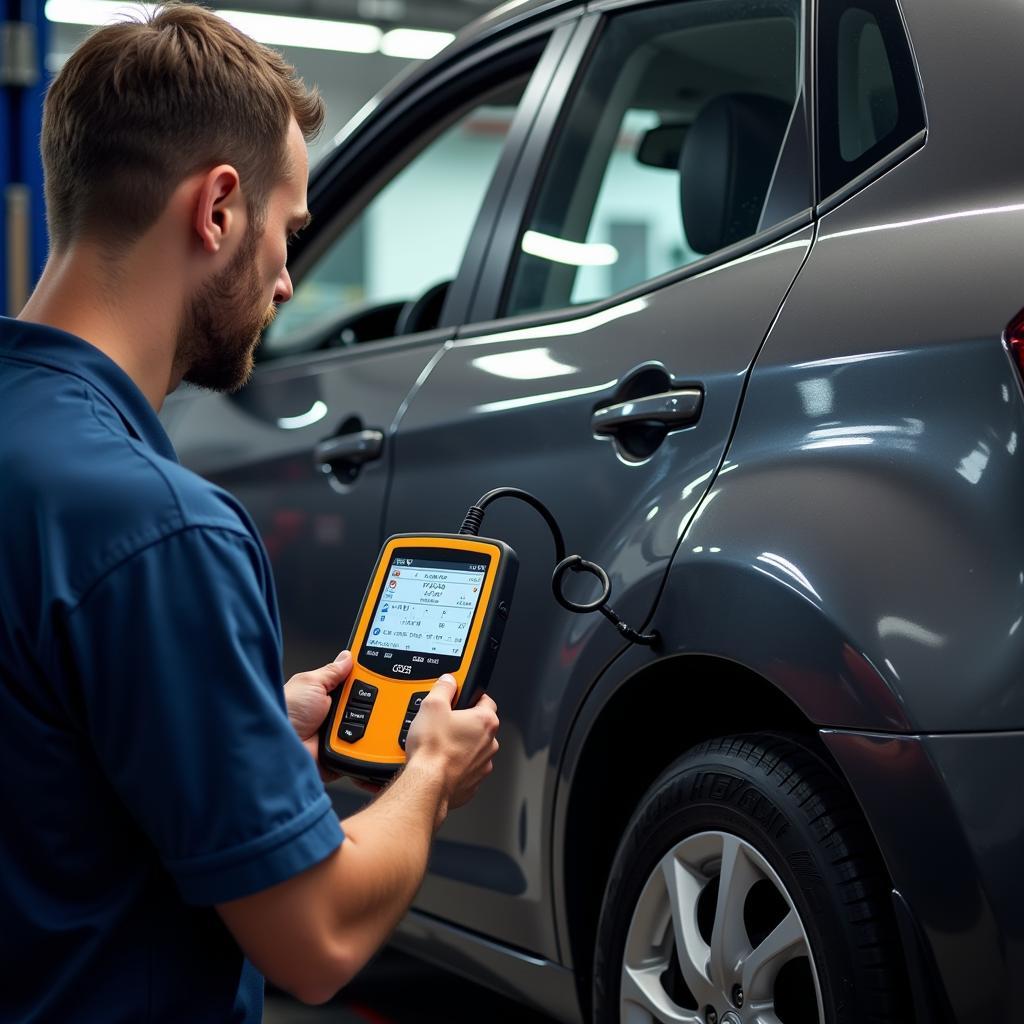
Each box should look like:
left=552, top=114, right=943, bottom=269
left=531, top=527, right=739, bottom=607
left=1005, top=307, right=1024, bottom=379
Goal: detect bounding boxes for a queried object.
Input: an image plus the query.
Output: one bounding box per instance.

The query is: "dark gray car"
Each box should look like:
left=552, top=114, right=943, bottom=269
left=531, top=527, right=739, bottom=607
left=162, top=0, right=1024, bottom=1020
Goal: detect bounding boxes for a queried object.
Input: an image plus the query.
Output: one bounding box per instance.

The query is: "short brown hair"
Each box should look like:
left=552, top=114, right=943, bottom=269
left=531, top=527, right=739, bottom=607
left=41, top=3, right=324, bottom=250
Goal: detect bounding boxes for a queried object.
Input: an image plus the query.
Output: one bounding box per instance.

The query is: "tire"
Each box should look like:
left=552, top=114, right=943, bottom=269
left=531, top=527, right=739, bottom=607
left=592, top=734, right=908, bottom=1024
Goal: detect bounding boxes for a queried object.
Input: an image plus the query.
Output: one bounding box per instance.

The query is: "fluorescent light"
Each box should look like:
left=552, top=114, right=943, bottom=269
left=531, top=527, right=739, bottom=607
left=380, top=27, right=453, bottom=60
left=44, top=1, right=447, bottom=60
left=521, top=230, right=619, bottom=268
left=218, top=9, right=381, bottom=54
left=45, top=0, right=156, bottom=26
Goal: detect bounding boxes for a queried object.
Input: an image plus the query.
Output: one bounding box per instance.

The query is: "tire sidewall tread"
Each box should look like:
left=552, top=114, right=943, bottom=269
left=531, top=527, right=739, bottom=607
left=592, top=732, right=906, bottom=1024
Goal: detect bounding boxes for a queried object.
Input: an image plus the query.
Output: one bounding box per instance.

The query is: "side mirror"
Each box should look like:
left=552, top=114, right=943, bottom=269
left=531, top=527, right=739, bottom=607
left=636, top=124, right=688, bottom=170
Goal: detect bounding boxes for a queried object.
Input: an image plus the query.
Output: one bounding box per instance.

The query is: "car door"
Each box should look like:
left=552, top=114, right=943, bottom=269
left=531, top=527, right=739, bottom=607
left=161, top=20, right=574, bottom=677
left=385, top=0, right=815, bottom=960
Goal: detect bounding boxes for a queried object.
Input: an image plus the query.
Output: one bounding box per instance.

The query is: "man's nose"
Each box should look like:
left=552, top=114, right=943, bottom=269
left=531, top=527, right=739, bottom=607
left=274, top=267, right=294, bottom=304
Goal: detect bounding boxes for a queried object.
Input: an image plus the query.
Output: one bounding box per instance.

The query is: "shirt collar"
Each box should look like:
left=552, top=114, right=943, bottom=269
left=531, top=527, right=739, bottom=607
left=0, top=316, right=179, bottom=463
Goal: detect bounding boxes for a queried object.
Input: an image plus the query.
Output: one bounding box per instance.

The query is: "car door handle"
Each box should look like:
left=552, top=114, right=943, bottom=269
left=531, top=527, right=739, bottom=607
left=314, top=429, right=384, bottom=469
left=592, top=388, right=703, bottom=436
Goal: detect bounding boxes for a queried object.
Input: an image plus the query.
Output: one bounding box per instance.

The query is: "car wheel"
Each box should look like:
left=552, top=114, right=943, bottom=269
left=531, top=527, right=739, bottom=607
left=593, top=734, right=907, bottom=1023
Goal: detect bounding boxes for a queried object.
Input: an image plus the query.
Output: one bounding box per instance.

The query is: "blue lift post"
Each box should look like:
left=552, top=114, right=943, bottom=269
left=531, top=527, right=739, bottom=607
left=2, top=0, right=48, bottom=316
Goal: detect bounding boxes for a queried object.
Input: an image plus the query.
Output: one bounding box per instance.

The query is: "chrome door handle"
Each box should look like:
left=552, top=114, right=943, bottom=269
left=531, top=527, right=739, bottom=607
left=592, top=388, right=703, bottom=436
left=314, top=429, right=384, bottom=469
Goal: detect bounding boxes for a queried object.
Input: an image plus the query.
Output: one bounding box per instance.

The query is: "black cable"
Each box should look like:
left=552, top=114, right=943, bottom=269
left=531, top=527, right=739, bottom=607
left=462, top=487, right=567, bottom=563
left=459, top=488, right=658, bottom=647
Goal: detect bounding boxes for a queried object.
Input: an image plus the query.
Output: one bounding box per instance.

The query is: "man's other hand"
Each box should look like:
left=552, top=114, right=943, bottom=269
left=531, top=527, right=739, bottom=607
left=285, top=651, right=351, bottom=775
left=405, top=675, right=499, bottom=826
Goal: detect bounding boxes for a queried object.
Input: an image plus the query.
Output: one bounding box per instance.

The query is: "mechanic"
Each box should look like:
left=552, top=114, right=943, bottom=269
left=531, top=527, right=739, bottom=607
left=0, top=5, right=499, bottom=1021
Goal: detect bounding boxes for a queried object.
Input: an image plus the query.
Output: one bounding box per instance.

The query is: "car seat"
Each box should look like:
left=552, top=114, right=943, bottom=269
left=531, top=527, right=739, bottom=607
left=680, top=93, right=793, bottom=255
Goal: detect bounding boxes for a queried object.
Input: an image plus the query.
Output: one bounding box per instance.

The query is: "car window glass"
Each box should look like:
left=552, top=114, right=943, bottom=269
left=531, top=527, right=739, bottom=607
left=818, top=0, right=924, bottom=198
left=505, top=0, right=803, bottom=319
left=837, top=11, right=896, bottom=161
left=263, top=78, right=528, bottom=357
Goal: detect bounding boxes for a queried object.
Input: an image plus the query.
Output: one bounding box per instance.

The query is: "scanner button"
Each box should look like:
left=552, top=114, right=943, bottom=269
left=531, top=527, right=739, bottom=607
left=340, top=723, right=365, bottom=744
left=343, top=705, right=372, bottom=726
left=351, top=681, right=378, bottom=706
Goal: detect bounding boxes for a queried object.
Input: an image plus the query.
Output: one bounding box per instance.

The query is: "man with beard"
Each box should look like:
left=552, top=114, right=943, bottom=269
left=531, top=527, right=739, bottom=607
left=0, top=5, right=499, bottom=1022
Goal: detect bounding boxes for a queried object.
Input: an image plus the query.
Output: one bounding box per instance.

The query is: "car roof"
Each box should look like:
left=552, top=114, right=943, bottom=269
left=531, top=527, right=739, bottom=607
left=454, top=0, right=577, bottom=49
left=321, top=0, right=579, bottom=163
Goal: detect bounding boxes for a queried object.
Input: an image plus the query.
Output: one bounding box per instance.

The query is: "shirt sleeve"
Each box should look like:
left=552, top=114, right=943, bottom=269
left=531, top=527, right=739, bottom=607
left=61, top=525, right=343, bottom=905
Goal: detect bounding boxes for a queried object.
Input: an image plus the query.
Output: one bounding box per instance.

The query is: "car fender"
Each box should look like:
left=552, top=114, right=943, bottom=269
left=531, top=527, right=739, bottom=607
left=646, top=333, right=1024, bottom=736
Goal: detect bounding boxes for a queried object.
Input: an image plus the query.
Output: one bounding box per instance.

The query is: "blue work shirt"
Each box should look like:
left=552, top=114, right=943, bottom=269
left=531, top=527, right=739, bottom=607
left=0, top=317, right=343, bottom=1022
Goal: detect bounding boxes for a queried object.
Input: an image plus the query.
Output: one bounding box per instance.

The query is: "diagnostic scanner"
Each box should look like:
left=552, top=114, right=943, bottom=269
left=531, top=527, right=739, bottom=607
left=320, top=533, right=517, bottom=783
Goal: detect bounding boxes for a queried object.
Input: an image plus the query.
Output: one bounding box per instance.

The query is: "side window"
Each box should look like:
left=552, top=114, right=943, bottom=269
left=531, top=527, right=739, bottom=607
left=263, top=76, right=531, bottom=358
left=818, top=0, right=924, bottom=199
left=505, top=0, right=804, bottom=319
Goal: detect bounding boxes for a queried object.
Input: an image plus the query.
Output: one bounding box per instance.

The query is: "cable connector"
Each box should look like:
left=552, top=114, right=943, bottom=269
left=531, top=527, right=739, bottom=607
left=552, top=556, right=659, bottom=647
left=458, top=505, right=485, bottom=537
left=459, top=488, right=659, bottom=649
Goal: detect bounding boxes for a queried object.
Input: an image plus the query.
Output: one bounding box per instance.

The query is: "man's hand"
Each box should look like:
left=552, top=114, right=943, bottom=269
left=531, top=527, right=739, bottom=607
left=405, top=675, right=499, bottom=828
left=220, top=670, right=500, bottom=1002
left=285, top=651, right=351, bottom=776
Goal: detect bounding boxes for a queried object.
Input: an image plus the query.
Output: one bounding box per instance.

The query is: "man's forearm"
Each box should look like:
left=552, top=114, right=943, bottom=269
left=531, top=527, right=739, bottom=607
left=219, top=754, right=450, bottom=1004
left=218, top=678, right=497, bottom=1005
left=329, top=756, right=448, bottom=970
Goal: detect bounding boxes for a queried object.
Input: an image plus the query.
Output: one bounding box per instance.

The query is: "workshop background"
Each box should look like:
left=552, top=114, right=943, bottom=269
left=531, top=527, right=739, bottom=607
left=1, top=2, right=558, bottom=1019
left=3, top=0, right=661, bottom=324
left=2, top=0, right=467, bottom=314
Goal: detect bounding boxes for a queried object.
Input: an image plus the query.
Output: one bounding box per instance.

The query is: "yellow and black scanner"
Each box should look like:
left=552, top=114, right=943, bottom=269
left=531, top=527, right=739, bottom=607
left=319, top=486, right=656, bottom=783
left=320, top=533, right=518, bottom=783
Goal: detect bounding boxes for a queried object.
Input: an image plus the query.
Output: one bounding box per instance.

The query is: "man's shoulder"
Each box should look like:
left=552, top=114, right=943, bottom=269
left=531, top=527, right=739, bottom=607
left=69, top=445, right=261, bottom=595
left=1, top=368, right=260, bottom=602
left=138, top=445, right=255, bottom=535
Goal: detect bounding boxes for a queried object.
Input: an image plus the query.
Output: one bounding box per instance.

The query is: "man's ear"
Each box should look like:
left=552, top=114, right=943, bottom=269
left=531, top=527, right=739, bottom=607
left=193, top=165, right=243, bottom=254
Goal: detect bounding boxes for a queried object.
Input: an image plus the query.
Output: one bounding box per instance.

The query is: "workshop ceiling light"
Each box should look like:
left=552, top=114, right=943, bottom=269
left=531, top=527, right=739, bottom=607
left=380, top=28, right=453, bottom=59
left=217, top=9, right=381, bottom=53
left=45, top=0, right=156, bottom=27
left=44, top=0, right=453, bottom=59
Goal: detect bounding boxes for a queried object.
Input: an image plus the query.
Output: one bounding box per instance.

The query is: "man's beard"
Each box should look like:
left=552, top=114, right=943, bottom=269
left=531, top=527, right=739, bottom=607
left=177, top=227, right=277, bottom=394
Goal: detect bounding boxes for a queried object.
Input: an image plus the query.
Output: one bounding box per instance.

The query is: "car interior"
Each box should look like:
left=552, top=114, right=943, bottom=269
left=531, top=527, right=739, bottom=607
left=505, top=1, right=801, bottom=315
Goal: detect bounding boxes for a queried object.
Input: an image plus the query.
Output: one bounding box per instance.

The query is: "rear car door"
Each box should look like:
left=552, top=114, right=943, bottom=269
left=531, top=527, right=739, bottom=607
left=162, top=22, right=572, bottom=676
left=385, top=0, right=815, bottom=959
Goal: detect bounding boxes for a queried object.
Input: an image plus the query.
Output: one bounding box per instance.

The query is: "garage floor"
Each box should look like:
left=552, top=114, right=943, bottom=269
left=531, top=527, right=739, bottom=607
left=263, top=947, right=561, bottom=1023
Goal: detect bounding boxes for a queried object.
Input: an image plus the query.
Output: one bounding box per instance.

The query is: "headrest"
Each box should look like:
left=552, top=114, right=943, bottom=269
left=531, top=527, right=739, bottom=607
left=680, top=93, right=792, bottom=255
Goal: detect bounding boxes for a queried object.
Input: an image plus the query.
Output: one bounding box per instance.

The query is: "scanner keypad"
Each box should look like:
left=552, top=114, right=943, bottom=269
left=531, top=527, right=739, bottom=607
left=398, top=691, right=430, bottom=751
left=339, top=680, right=378, bottom=744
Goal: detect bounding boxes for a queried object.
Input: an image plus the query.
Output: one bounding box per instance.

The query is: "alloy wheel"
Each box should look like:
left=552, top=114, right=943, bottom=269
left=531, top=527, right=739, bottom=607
left=619, top=830, right=824, bottom=1024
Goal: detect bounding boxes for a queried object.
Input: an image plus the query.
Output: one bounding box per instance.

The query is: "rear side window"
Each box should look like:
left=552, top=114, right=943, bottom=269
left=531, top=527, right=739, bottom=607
left=818, top=0, right=924, bottom=198
left=504, top=0, right=804, bottom=318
